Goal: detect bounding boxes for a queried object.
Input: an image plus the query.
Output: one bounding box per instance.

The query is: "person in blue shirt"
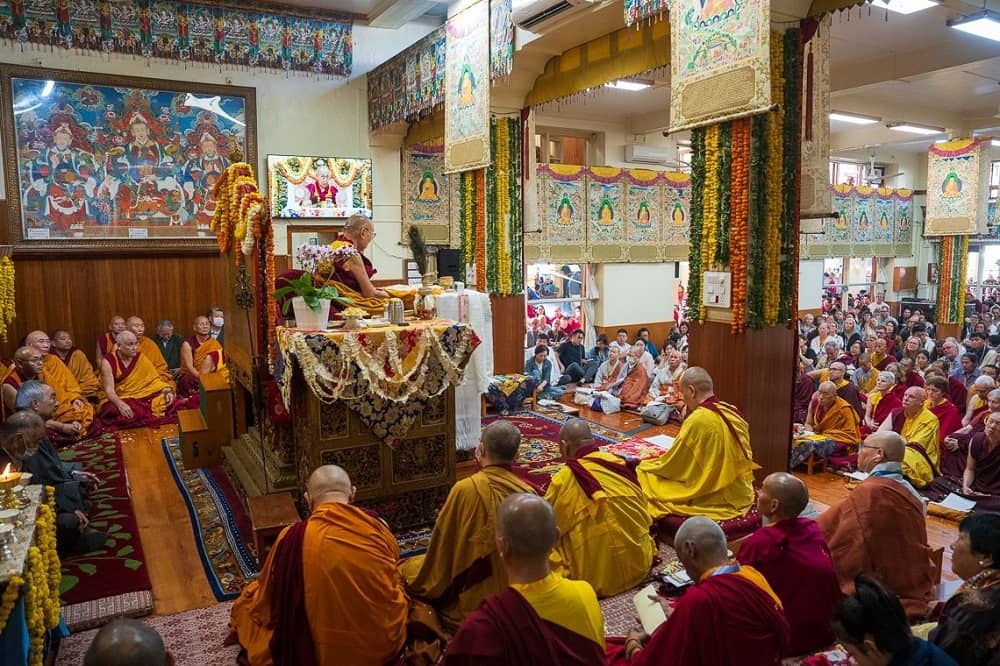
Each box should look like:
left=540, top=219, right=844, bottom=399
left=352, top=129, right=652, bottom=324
left=637, top=327, right=660, bottom=362
left=524, top=345, right=563, bottom=400
left=833, top=576, right=957, bottom=666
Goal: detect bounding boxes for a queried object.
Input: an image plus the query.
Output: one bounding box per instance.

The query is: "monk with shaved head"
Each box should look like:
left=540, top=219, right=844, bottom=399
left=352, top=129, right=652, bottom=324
left=96, top=314, right=127, bottom=366
left=545, top=418, right=654, bottom=596
left=791, top=379, right=861, bottom=470
left=125, top=316, right=174, bottom=386
left=97, top=330, right=177, bottom=430
left=443, top=494, right=605, bottom=665
left=401, top=420, right=539, bottom=631
left=229, top=465, right=407, bottom=666
left=177, top=315, right=228, bottom=396
left=878, top=385, right=941, bottom=488
left=84, top=618, right=174, bottom=666
left=637, top=367, right=757, bottom=532
left=610, top=515, right=789, bottom=665
left=818, top=431, right=935, bottom=620
left=737, top=473, right=841, bottom=656
left=24, top=331, right=93, bottom=442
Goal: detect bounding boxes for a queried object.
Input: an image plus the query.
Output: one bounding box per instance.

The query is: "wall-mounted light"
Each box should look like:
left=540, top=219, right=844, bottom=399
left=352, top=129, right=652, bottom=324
left=829, top=111, right=882, bottom=125
left=870, top=0, right=938, bottom=14
left=887, top=122, right=945, bottom=135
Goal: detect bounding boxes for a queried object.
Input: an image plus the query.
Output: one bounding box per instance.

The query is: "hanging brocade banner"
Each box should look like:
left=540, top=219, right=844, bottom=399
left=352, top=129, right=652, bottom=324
left=669, top=0, right=772, bottom=132
left=624, top=0, right=668, bottom=26
left=444, top=0, right=491, bottom=173
left=924, top=137, right=992, bottom=236
left=402, top=139, right=451, bottom=245
left=799, top=16, right=832, bottom=221
left=806, top=184, right=913, bottom=259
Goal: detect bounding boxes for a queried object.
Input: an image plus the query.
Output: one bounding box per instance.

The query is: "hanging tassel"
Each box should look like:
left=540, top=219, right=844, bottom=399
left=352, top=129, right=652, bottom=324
left=805, top=46, right=814, bottom=142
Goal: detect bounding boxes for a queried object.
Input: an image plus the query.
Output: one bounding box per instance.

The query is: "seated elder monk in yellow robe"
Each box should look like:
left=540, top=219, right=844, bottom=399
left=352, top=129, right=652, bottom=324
left=878, top=386, right=941, bottom=488
left=229, top=465, right=408, bottom=666
left=97, top=331, right=177, bottom=429
left=2, top=348, right=84, bottom=443
left=545, top=419, right=655, bottom=597
left=400, top=420, right=539, bottom=631
left=638, top=367, right=757, bottom=521
left=50, top=329, right=100, bottom=401
left=178, top=316, right=228, bottom=397
left=125, top=316, right=174, bottom=388
left=25, top=331, right=94, bottom=440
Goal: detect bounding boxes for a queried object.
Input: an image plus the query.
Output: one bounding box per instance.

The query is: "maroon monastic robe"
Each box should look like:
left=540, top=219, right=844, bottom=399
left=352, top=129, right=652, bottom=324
left=736, top=517, right=842, bottom=657
left=930, top=400, right=963, bottom=444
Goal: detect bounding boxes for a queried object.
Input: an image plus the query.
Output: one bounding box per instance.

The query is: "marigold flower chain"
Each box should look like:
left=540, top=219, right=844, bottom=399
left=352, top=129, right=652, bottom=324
left=687, top=127, right=707, bottom=323
left=702, top=125, right=721, bottom=270
left=0, top=256, right=15, bottom=343
left=763, top=33, right=785, bottom=326
left=729, top=118, right=751, bottom=333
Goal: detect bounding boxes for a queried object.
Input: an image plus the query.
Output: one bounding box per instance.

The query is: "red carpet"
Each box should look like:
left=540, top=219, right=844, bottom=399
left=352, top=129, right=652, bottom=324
left=58, top=434, right=152, bottom=628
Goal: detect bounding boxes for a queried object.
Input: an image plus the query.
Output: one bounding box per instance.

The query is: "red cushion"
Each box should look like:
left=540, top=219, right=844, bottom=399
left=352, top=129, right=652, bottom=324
left=655, top=504, right=762, bottom=542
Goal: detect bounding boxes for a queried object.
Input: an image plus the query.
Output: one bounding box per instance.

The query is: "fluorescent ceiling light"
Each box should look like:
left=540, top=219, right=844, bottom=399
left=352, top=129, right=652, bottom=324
left=830, top=111, right=881, bottom=125
left=993, top=139, right=1000, bottom=147
left=948, top=10, right=1000, bottom=42
left=887, top=122, right=945, bottom=135
left=870, top=0, right=937, bottom=14
left=606, top=80, right=650, bottom=91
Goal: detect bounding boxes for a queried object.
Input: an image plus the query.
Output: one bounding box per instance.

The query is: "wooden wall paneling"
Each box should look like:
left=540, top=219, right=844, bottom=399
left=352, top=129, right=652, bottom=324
left=491, top=295, right=526, bottom=375
left=687, top=321, right=796, bottom=481
left=5, top=254, right=225, bottom=361
left=594, top=321, right=676, bottom=347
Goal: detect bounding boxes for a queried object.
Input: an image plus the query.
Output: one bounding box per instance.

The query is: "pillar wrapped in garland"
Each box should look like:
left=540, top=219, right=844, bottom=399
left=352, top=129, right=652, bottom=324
left=936, top=236, right=969, bottom=325
left=686, top=29, right=801, bottom=333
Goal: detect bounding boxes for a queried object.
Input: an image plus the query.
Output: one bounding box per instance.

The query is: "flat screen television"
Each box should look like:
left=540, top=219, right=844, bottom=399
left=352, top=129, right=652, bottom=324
left=267, top=155, right=372, bottom=219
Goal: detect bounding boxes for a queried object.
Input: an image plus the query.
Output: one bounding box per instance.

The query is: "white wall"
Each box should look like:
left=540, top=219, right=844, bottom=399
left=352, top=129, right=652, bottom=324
left=798, top=260, right=825, bottom=311
left=595, top=262, right=676, bottom=326
left=0, top=42, right=411, bottom=280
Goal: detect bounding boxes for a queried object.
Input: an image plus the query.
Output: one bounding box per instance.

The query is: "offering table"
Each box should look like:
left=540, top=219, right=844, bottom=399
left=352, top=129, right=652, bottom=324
left=275, top=320, right=479, bottom=530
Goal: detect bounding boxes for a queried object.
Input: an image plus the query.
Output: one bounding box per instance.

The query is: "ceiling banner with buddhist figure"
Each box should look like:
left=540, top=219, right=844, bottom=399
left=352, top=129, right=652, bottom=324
left=924, top=137, right=992, bottom=236
left=444, top=0, right=491, bottom=173
left=801, top=184, right=914, bottom=259
left=402, top=140, right=451, bottom=245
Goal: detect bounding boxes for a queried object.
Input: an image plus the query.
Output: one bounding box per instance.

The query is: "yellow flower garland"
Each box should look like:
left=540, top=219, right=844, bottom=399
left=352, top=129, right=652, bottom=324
left=0, top=575, right=23, bottom=634
left=702, top=125, right=721, bottom=269
left=0, top=256, right=15, bottom=343
left=763, top=34, right=785, bottom=325
left=495, top=119, right=512, bottom=295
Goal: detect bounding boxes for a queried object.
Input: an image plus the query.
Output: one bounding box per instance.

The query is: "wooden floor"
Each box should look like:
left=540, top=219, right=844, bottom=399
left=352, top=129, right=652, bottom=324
left=119, top=404, right=960, bottom=616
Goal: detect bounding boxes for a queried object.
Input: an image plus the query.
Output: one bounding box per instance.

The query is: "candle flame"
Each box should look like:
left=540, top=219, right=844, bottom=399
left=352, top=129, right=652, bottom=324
left=1, top=463, right=8, bottom=478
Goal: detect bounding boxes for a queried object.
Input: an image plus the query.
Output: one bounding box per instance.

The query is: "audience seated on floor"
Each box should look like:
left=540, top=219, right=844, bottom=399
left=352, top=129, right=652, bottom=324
left=125, top=316, right=175, bottom=387
left=400, top=420, right=540, bottom=631
left=555, top=329, right=590, bottom=387
left=608, top=516, right=789, bottom=665
left=2, top=411, right=107, bottom=556
left=862, top=371, right=903, bottom=435
left=50, top=329, right=101, bottom=401
left=925, top=375, right=963, bottom=447
left=637, top=367, right=757, bottom=524
left=177, top=315, right=228, bottom=397
left=646, top=350, right=685, bottom=403
left=926, top=411, right=1000, bottom=513
left=229, top=465, right=408, bottom=666
left=833, top=576, right=956, bottom=666
left=20, top=331, right=94, bottom=443
left=929, top=513, right=1000, bottom=664
left=808, top=361, right=863, bottom=417
left=793, top=380, right=861, bottom=469
left=152, top=320, right=184, bottom=378
left=84, top=618, right=175, bottom=666
left=593, top=344, right=627, bottom=388
left=736, top=473, right=842, bottom=658
left=442, top=493, right=605, bottom=665
left=16, top=381, right=88, bottom=482
left=96, top=314, right=127, bottom=366
left=525, top=345, right=564, bottom=401
left=98, top=331, right=178, bottom=430
left=879, top=387, right=941, bottom=489
left=817, top=431, right=935, bottom=621
left=592, top=344, right=650, bottom=413
left=545, top=419, right=655, bottom=597
left=962, top=375, right=996, bottom=427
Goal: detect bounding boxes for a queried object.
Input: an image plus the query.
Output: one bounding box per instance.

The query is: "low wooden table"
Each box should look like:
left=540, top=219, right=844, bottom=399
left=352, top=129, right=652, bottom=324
left=247, top=492, right=300, bottom=562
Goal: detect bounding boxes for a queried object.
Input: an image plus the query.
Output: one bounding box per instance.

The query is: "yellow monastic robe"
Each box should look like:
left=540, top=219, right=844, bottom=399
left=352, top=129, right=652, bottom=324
left=896, top=407, right=941, bottom=488
left=102, top=352, right=174, bottom=417
left=137, top=336, right=175, bottom=387
left=194, top=337, right=228, bottom=379
left=811, top=397, right=861, bottom=445
left=857, top=369, right=878, bottom=395
left=399, top=465, right=538, bottom=630
left=545, top=451, right=655, bottom=597
left=510, top=571, right=605, bottom=647
left=638, top=398, right=756, bottom=521
left=62, top=348, right=100, bottom=400
left=230, top=502, right=408, bottom=666
left=41, top=354, right=93, bottom=434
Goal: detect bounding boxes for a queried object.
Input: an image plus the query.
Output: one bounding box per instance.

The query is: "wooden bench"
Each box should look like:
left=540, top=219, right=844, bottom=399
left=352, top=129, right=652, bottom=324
left=247, top=492, right=301, bottom=563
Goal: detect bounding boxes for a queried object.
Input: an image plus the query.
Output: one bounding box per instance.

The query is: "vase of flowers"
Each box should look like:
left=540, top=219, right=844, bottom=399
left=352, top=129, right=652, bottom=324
left=274, top=272, right=351, bottom=330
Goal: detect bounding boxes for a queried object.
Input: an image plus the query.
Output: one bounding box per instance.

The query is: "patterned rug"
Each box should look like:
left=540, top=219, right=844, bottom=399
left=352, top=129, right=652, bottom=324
left=533, top=404, right=652, bottom=439
left=161, top=438, right=259, bottom=601
left=55, top=601, right=239, bottom=666
left=59, top=434, right=154, bottom=631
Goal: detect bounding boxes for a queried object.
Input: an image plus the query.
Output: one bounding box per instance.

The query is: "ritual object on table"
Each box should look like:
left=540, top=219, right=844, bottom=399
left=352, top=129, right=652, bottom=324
left=341, top=307, right=368, bottom=330
left=0, top=464, right=21, bottom=510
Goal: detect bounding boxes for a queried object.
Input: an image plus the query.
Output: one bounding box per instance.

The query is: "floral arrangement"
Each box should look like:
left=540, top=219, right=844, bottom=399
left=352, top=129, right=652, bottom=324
left=341, top=307, right=368, bottom=319
left=486, top=116, right=523, bottom=296
left=0, top=255, right=15, bottom=342
left=937, top=236, right=969, bottom=324
left=295, top=243, right=336, bottom=276
left=274, top=273, right=352, bottom=315
left=686, top=27, right=802, bottom=331
left=211, top=163, right=256, bottom=253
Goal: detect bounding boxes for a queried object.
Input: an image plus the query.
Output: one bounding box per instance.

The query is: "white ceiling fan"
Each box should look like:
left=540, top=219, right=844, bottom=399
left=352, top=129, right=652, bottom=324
left=864, top=151, right=903, bottom=185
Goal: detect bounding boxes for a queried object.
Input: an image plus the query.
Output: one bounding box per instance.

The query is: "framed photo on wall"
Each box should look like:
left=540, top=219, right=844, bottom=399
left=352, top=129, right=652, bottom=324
left=267, top=155, right=372, bottom=219
left=1, top=65, right=257, bottom=254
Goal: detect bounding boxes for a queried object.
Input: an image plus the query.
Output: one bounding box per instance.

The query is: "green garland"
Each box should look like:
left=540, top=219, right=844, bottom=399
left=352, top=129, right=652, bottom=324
left=484, top=117, right=525, bottom=296
left=747, top=114, right=768, bottom=329
left=778, top=28, right=801, bottom=323
left=508, top=118, right=524, bottom=295
left=716, top=121, right=733, bottom=265
left=458, top=172, right=471, bottom=283
left=687, top=127, right=707, bottom=321
left=486, top=120, right=500, bottom=294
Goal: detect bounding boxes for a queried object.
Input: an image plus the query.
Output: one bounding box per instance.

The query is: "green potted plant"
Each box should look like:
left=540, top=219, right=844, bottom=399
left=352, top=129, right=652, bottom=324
left=274, top=272, right=352, bottom=330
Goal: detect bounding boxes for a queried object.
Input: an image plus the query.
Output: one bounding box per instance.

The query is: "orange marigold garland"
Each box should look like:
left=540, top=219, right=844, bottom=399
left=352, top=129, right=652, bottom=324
left=474, top=169, right=487, bottom=291
left=212, top=162, right=257, bottom=253
left=729, top=118, right=751, bottom=333
left=763, top=33, right=785, bottom=325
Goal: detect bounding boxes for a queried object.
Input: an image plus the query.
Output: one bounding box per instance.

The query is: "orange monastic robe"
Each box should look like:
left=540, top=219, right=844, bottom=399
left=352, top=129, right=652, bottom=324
left=58, top=348, right=100, bottom=400
left=138, top=336, right=175, bottom=387
left=101, top=351, right=174, bottom=418
left=229, top=502, right=408, bottom=666
left=812, top=396, right=861, bottom=445
left=42, top=354, right=94, bottom=434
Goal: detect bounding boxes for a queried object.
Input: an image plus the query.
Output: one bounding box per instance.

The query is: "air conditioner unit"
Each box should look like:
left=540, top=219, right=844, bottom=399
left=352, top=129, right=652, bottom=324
left=513, top=0, right=599, bottom=33
left=624, top=143, right=671, bottom=165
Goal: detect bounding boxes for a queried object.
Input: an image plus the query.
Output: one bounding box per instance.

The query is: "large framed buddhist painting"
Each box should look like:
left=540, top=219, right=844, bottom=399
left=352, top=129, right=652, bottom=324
left=1, top=65, right=256, bottom=254
left=267, top=155, right=373, bottom=219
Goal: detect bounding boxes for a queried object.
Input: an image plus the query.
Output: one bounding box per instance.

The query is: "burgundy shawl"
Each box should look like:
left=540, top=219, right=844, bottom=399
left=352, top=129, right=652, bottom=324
left=565, top=443, right=638, bottom=499
left=267, top=520, right=318, bottom=666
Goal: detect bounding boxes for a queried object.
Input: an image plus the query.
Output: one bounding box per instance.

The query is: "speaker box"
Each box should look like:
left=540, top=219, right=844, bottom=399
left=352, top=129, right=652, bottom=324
left=437, top=248, right=462, bottom=281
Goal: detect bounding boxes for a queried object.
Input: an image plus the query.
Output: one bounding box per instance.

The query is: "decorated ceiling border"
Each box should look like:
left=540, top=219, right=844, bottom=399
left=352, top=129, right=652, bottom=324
left=367, top=0, right=513, bottom=133
left=0, top=0, right=353, bottom=77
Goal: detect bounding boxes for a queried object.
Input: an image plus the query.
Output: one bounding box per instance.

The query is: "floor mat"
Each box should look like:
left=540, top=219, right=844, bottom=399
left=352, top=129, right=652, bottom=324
left=58, top=434, right=153, bottom=630
left=56, top=601, right=239, bottom=666
left=161, top=438, right=259, bottom=601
